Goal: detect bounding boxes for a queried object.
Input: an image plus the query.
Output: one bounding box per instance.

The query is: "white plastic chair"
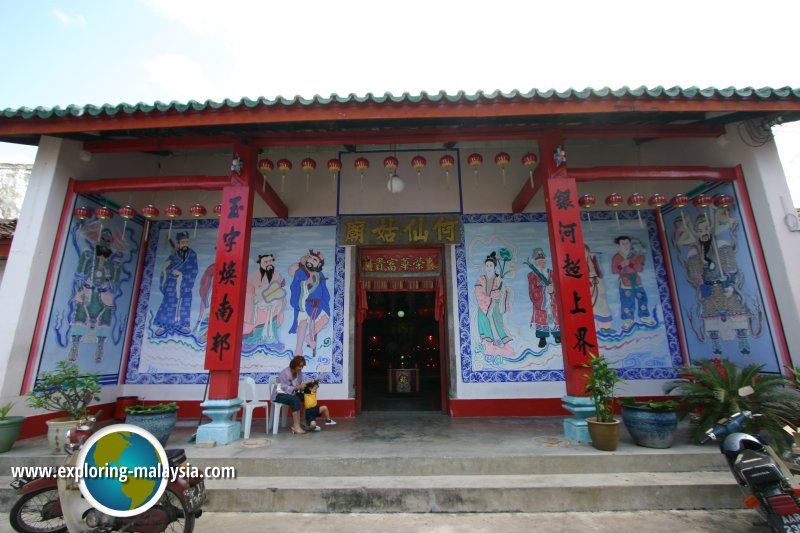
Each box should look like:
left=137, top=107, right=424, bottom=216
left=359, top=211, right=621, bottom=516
left=239, top=376, right=270, bottom=439
left=269, top=376, right=289, bottom=434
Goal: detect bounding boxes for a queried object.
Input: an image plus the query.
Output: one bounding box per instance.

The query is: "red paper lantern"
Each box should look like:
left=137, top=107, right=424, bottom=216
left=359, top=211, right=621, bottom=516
left=411, top=155, right=427, bottom=171
left=439, top=155, right=455, bottom=170
left=648, top=194, right=667, bottom=208
left=327, top=158, right=342, bottom=173
left=467, top=153, right=483, bottom=168
left=670, top=194, right=689, bottom=209
left=118, top=205, right=136, bottom=219
left=605, top=193, right=623, bottom=207
left=354, top=157, right=370, bottom=172
left=627, top=193, right=646, bottom=208
left=141, top=205, right=159, bottom=219
left=73, top=206, right=92, bottom=221
left=579, top=194, right=596, bottom=209
left=494, top=152, right=510, bottom=168
left=383, top=156, right=399, bottom=173
left=213, top=204, right=222, bottom=217
left=521, top=152, right=538, bottom=168
left=190, top=204, right=207, bottom=217
left=277, top=159, right=292, bottom=173
left=95, top=206, right=113, bottom=220
left=257, top=158, right=274, bottom=176
left=713, top=193, right=734, bottom=209
left=164, top=204, right=182, bottom=218
left=693, top=193, right=713, bottom=209
left=301, top=158, right=316, bottom=172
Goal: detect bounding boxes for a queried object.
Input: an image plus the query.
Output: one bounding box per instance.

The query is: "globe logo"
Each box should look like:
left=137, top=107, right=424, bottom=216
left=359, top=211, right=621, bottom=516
left=75, top=424, right=169, bottom=517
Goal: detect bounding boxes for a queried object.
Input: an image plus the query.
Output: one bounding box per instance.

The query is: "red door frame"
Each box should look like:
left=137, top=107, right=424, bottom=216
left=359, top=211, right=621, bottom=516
left=354, top=245, right=450, bottom=415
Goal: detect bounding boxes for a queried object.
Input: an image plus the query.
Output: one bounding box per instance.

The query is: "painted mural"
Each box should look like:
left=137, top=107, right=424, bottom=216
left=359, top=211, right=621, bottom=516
left=126, top=217, right=344, bottom=384
left=661, top=182, right=781, bottom=373
left=458, top=212, right=680, bottom=383
left=36, top=195, right=145, bottom=385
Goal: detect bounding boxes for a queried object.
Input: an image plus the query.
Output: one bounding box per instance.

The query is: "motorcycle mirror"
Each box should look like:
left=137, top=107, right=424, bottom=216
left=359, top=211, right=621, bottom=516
left=738, top=385, right=755, bottom=397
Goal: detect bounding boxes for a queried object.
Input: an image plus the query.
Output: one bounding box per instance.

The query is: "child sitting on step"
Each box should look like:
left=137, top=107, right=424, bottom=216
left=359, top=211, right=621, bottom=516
left=303, top=380, right=336, bottom=431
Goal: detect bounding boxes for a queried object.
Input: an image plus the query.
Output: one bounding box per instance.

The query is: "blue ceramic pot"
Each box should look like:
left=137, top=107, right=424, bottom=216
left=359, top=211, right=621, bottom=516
left=621, top=404, right=678, bottom=449
left=125, top=408, right=178, bottom=446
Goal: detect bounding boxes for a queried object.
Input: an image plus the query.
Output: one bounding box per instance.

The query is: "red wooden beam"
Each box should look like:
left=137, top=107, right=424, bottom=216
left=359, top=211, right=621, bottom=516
left=569, top=166, right=737, bottom=181
left=72, top=175, right=231, bottom=194
left=2, top=96, right=794, bottom=136
left=248, top=165, right=288, bottom=219
left=511, top=158, right=547, bottom=213
left=82, top=124, right=725, bottom=154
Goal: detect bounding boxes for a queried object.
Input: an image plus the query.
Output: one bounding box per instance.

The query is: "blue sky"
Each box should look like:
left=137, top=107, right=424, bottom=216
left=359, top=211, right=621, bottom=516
left=2, top=0, right=799, bottom=201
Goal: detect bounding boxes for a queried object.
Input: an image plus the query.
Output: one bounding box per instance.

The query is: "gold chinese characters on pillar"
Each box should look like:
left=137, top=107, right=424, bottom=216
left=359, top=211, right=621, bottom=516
left=339, top=215, right=461, bottom=246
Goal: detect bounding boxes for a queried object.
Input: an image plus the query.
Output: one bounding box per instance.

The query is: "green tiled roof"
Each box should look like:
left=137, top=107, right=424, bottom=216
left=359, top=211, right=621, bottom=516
left=3, top=86, right=799, bottom=120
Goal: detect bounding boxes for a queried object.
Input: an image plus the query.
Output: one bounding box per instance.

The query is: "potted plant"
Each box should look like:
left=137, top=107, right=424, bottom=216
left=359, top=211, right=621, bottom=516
left=26, top=360, right=102, bottom=454
left=125, top=402, right=179, bottom=446
left=621, top=398, right=679, bottom=448
left=665, top=358, right=800, bottom=452
left=583, top=352, right=624, bottom=451
left=0, top=402, right=25, bottom=453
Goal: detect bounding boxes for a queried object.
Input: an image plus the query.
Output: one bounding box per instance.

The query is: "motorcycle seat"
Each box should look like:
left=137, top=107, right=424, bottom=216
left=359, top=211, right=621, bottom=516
left=165, top=448, right=186, bottom=467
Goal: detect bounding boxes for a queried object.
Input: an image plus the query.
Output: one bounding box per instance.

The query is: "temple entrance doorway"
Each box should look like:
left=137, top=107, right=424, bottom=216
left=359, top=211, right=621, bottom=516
left=360, top=290, right=442, bottom=412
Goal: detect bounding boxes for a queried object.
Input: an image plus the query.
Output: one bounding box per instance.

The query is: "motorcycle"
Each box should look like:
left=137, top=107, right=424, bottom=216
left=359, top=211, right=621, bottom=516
left=9, top=413, right=206, bottom=533
left=703, top=410, right=800, bottom=533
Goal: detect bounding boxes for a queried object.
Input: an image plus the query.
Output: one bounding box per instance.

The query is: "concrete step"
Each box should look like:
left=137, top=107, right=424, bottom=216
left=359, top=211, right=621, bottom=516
left=200, top=472, right=743, bottom=513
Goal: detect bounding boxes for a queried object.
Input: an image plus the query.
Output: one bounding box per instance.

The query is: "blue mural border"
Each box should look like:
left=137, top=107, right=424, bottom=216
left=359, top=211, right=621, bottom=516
left=126, top=216, right=344, bottom=385
left=456, top=210, right=681, bottom=383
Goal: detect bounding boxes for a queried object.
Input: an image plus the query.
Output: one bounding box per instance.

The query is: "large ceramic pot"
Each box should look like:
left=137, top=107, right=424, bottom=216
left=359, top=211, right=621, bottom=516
left=622, top=404, right=678, bottom=449
left=125, top=408, right=178, bottom=446
left=0, top=416, right=25, bottom=453
left=586, top=417, right=620, bottom=451
left=46, top=417, right=80, bottom=454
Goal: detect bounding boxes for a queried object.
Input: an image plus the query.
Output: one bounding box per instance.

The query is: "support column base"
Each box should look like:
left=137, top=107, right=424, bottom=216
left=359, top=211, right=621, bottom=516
left=562, top=395, right=596, bottom=443
left=195, top=398, right=242, bottom=446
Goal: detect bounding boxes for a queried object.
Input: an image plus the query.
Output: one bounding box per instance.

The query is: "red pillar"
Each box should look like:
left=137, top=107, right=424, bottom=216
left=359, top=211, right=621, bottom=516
left=205, top=143, right=255, bottom=400
left=541, top=134, right=598, bottom=397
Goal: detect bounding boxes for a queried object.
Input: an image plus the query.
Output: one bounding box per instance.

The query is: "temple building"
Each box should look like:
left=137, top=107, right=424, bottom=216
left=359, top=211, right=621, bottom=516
left=1, top=87, right=799, bottom=444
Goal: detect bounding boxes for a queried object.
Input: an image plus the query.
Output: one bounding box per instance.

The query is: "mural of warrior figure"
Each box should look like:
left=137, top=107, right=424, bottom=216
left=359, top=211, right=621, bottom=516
left=69, top=227, right=122, bottom=363
left=153, top=231, right=199, bottom=336
left=525, top=248, right=560, bottom=348
left=612, top=235, right=655, bottom=331
left=244, top=253, right=287, bottom=346
left=585, top=244, right=615, bottom=334
left=684, top=213, right=752, bottom=356
left=474, top=251, right=513, bottom=356
left=289, top=250, right=330, bottom=358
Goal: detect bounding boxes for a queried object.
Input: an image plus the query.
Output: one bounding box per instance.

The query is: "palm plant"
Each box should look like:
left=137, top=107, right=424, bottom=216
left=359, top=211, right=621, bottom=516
left=664, top=358, right=800, bottom=452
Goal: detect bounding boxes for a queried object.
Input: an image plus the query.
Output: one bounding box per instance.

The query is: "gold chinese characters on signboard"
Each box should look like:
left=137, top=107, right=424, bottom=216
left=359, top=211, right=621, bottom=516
left=361, top=252, right=439, bottom=274
left=340, top=215, right=461, bottom=246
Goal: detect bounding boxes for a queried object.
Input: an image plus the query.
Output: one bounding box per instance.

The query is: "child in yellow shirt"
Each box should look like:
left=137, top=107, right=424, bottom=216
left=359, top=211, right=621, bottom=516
left=303, top=380, right=336, bottom=431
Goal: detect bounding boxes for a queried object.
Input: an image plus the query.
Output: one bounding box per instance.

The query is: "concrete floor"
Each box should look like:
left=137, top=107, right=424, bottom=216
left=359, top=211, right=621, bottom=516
left=0, top=510, right=770, bottom=533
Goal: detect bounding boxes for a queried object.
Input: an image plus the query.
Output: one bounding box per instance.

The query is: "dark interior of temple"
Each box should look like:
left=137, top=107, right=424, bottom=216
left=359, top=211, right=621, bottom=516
left=360, top=290, right=442, bottom=411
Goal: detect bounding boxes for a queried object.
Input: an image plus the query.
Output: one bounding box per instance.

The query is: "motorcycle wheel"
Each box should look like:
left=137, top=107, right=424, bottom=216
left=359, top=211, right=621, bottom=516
left=161, top=487, right=195, bottom=533
left=9, top=487, right=66, bottom=533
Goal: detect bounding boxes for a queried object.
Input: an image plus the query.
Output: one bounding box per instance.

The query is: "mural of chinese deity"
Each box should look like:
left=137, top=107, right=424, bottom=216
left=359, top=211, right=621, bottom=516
left=36, top=195, right=144, bottom=385
left=459, top=212, right=679, bottom=383
left=127, top=217, right=343, bottom=384
left=662, top=182, right=780, bottom=372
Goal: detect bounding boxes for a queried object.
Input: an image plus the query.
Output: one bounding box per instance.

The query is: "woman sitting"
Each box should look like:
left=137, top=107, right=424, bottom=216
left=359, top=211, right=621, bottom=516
left=272, top=355, right=315, bottom=434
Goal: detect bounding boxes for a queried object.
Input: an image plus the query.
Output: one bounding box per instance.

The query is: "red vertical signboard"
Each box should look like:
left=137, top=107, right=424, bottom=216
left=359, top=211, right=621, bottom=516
left=542, top=145, right=599, bottom=397
left=205, top=144, right=255, bottom=399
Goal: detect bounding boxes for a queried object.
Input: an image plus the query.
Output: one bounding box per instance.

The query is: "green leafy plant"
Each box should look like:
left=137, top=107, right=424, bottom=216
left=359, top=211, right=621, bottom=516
left=0, top=401, right=15, bottom=421
left=785, top=365, right=800, bottom=389
left=665, top=358, right=800, bottom=452
left=583, top=353, right=624, bottom=423
left=26, top=361, right=101, bottom=421
left=622, top=398, right=678, bottom=411
left=125, top=402, right=178, bottom=415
